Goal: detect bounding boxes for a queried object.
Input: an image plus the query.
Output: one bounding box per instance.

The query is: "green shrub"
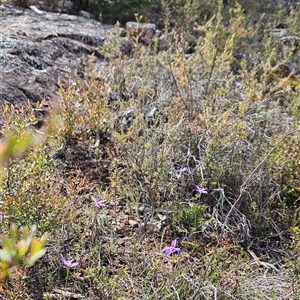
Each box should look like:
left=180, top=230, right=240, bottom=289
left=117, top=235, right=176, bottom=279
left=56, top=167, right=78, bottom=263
left=100, top=4, right=300, bottom=241
left=175, top=203, right=209, bottom=232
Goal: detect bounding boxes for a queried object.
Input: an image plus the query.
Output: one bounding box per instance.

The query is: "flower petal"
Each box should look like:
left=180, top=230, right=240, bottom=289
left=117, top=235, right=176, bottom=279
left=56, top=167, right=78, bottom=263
left=171, top=240, right=177, bottom=247
left=161, top=246, right=169, bottom=253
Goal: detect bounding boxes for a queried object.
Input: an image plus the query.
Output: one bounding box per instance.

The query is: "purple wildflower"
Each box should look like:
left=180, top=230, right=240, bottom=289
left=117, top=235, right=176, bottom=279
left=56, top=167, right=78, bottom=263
left=175, top=167, right=188, bottom=174
left=91, top=196, right=106, bottom=207
left=162, top=239, right=181, bottom=256
left=60, top=255, right=79, bottom=268
left=1, top=212, right=10, bottom=219
left=195, top=185, right=208, bottom=194
left=219, top=96, right=227, bottom=101
left=235, top=81, right=241, bottom=87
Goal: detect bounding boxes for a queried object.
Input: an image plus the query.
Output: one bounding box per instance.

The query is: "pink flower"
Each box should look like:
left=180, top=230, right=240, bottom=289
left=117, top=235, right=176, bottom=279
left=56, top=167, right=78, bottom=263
left=195, top=185, right=208, bottom=194
left=91, top=196, right=106, bottom=207
left=60, top=255, right=78, bottom=268
left=1, top=212, right=9, bottom=219
left=175, top=167, right=188, bottom=173
left=162, top=239, right=181, bottom=256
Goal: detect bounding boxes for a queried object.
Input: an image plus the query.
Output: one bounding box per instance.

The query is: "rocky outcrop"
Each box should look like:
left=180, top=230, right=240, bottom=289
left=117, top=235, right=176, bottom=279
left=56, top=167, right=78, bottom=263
left=0, top=4, right=113, bottom=126
left=2, top=2, right=299, bottom=130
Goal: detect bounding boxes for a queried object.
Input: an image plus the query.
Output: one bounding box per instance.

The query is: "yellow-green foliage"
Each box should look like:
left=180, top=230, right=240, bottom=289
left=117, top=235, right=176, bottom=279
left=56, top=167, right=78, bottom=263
left=0, top=102, right=72, bottom=233
left=104, top=6, right=299, bottom=223
left=58, top=62, right=113, bottom=140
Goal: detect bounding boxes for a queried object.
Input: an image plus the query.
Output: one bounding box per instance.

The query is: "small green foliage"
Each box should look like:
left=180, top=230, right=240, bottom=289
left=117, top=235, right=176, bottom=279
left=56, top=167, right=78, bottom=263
left=175, top=203, right=208, bottom=232
left=286, top=226, right=300, bottom=297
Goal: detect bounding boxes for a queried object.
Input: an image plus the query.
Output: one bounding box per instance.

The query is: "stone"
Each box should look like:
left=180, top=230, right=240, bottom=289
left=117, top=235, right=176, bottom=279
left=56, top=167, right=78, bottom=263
left=119, top=38, right=134, bottom=57
left=0, top=4, right=114, bottom=127
left=29, top=5, right=44, bottom=14
left=78, top=10, right=94, bottom=19
left=122, top=108, right=135, bottom=126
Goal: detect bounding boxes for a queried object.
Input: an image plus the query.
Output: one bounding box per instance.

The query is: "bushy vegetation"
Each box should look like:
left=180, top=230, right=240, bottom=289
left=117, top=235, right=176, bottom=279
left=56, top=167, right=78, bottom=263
left=1, top=0, right=300, bottom=299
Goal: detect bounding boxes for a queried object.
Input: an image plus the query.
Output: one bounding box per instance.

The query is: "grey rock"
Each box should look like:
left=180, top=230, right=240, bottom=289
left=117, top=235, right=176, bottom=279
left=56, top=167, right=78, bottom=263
left=0, top=4, right=114, bottom=125
left=119, top=38, right=134, bottom=57
left=113, top=107, right=135, bottom=133
left=122, top=108, right=135, bottom=125
left=79, top=10, right=94, bottom=19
